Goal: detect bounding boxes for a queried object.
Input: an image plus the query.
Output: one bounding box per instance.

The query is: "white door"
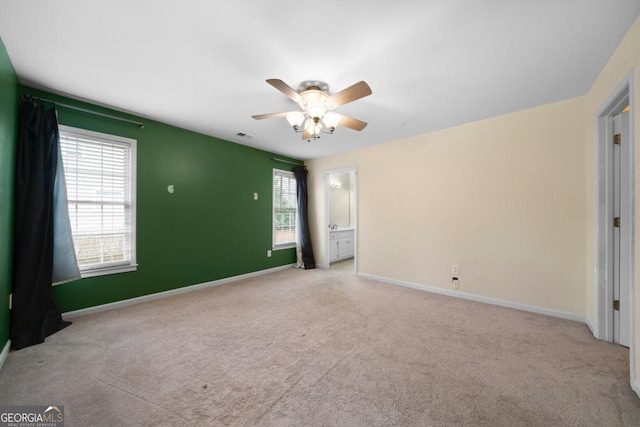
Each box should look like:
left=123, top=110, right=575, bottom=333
left=613, top=110, right=631, bottom=347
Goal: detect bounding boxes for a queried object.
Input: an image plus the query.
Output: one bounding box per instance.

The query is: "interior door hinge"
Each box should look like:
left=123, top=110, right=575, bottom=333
left=613, top=300, right=620, bottom=311
left=614, top=217, right=621, bottom=228
left=613, top=134, right=621, bottom=145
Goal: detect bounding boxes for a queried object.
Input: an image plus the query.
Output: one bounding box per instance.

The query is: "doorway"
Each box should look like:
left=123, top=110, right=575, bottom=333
left=594, top=72, right=635, bottom=355
left=324, top=167, right=357, bottom=273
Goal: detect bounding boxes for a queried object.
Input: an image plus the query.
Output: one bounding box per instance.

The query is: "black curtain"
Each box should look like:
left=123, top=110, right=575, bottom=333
left=11, top=100, right=70, bottom=350
left=294, top=166, right=315, bottom=269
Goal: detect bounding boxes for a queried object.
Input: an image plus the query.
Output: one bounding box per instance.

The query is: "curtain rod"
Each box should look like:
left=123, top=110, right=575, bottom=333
left=22, top=95, right=144, bottom=129
left=272, top=157, right=304, bottom=166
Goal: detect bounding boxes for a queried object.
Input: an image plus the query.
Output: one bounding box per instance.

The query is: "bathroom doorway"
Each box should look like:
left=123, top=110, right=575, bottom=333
left=324, top=167, right=357, bottom=273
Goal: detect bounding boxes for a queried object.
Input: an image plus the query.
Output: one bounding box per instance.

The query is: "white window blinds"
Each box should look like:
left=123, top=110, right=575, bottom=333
left=59, top=126, right=136, bottom=276
left=273, top=169, right=297, bottom=248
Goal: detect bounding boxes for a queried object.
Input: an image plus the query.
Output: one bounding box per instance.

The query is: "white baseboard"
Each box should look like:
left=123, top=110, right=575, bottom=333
left=585, top=317, right=596, bottom=335
left=0, top=340, right=10, bottom=373
left=358, top=273, right=586, bottom=323
left=632, top=377, right=640, bottom=399
left=63, top=264, right=295, bottom=319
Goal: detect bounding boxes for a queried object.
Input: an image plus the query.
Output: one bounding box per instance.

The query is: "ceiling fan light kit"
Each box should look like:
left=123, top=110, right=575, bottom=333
left=253, top=79, right=372, bottom=142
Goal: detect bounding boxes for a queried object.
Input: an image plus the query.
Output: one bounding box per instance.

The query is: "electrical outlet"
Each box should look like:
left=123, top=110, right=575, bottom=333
left=452, top=277, right=459, bottom=289
left=452, top=264, right=460, bottom=275
left=267, top=250, right=272, bottom=258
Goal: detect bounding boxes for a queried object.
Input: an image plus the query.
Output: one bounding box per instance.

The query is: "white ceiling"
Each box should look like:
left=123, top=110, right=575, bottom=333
left=1, top=1, right=639, bottom=161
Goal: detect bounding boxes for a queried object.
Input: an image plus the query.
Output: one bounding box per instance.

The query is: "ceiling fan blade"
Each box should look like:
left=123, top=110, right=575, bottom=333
left=252, top=111, right=299, bottom=120
left=266, top=79, right=302, bottom=103
left=334, top=113, right=367, bottom=131
left=326, top=81, right=372, bottom=108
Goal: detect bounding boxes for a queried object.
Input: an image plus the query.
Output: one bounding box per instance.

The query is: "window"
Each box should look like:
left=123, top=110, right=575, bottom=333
left=59, top=125, right=137, bottom=277
left=273, top=169, right=297, bottom=249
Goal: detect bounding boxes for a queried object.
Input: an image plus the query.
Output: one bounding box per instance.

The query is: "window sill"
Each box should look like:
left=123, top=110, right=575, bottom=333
left=79, top=264, right=138, bottom=279
left=273, top=244, right=296, bottom=251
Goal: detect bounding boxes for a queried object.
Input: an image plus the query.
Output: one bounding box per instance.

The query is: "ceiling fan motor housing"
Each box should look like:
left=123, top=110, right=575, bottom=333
left=298, top=80, right=329, bottom=93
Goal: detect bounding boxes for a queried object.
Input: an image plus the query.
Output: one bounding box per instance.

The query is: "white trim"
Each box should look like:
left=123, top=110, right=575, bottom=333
left=359, top=273, right=586, bottom=323
left=585, top=317, right=596, bottom=336
left=323, top=166, right=359, bottom=175
left=592, top=70, right=637, bottom=395
left=63, top=264, right=295, bottom=319
left=593, top=70, right=635, bottom=341
left=57, top=124, right=138, bottom=279
left=58, top=124, right=136, bottom=145
left=0, top=340, right=10, bottom=373
left=627, top=71, right=637, bottom=401
left=272, top=168, right=297, bottom=249
left=79, top=263, right=138, bottom=279
left=272, top=244, right=295, bottom=251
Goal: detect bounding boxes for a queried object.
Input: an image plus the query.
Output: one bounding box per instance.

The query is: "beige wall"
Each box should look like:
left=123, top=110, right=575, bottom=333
left=307, top=96, right=587, bottom=316
left=307, top=15, right=640, bottom=393
left=584, top=15, right=640, bottom=389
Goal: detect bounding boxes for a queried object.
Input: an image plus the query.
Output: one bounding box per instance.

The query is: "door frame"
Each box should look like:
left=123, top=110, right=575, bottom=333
left=593, top=70, right=636, bottom=383
left=324, top=166, right=357, bottom=273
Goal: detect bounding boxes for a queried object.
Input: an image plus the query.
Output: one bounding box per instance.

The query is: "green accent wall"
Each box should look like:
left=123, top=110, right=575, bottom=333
left=21, top=87, right=300, bottom=313
left=0, top=38, right=18, bottom=350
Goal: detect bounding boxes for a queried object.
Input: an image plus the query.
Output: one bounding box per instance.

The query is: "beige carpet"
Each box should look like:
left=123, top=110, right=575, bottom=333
left=0, top=260, right=639, bottom=426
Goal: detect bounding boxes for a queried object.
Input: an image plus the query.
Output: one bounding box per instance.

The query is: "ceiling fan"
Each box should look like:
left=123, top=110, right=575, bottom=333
left=252, top=79, right=372, bottom=141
